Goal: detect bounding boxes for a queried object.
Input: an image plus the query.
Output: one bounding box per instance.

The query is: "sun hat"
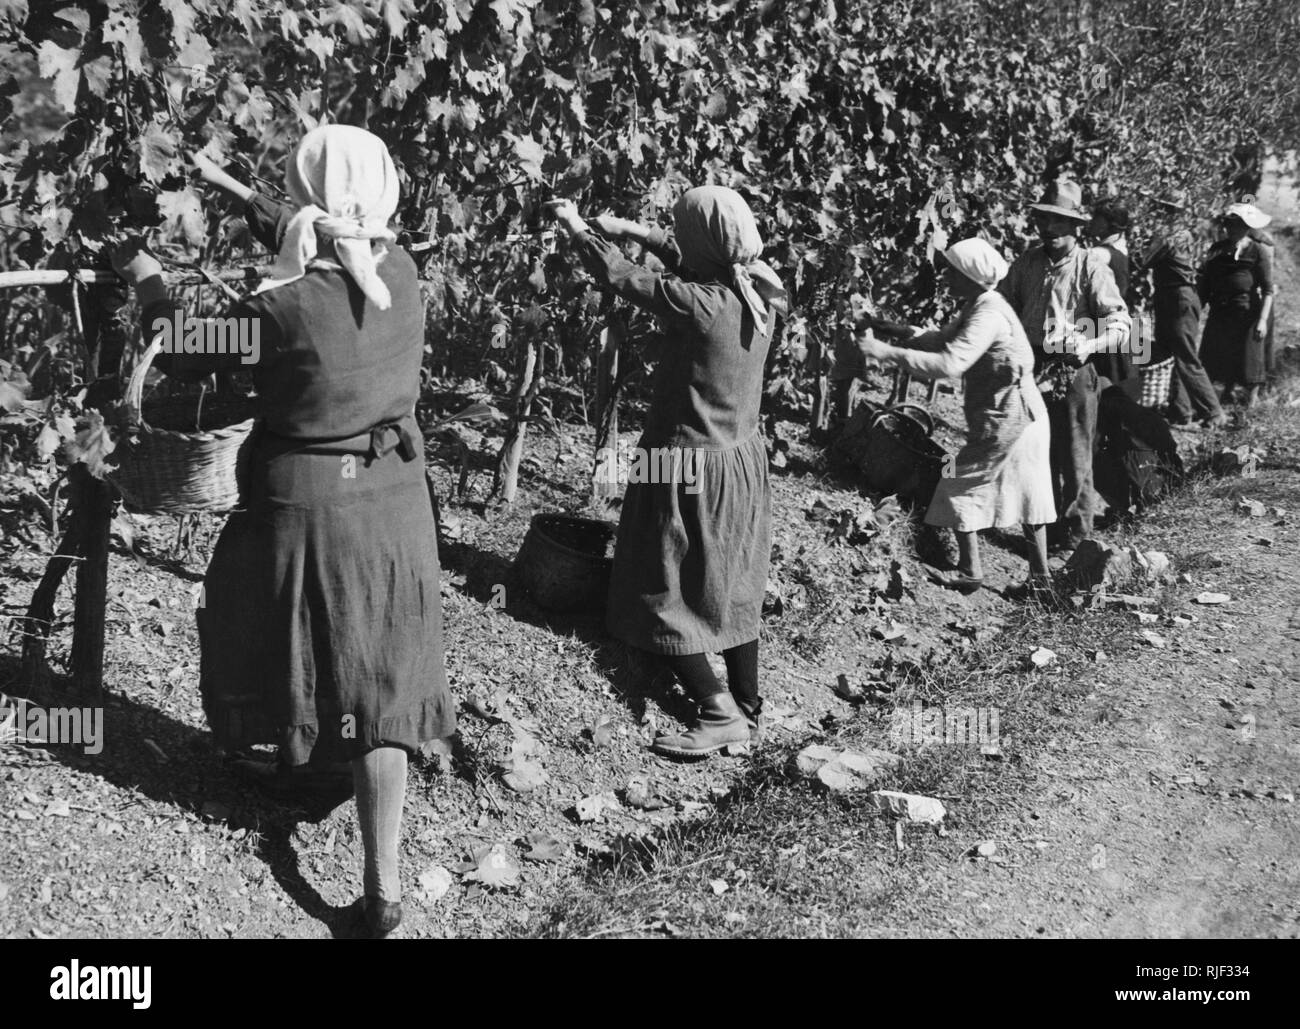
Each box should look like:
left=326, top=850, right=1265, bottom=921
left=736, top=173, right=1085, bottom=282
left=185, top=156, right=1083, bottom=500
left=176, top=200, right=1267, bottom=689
left=1028, top=178, right=1090, bottom=222
left=1221, top=201, right=1271, bottom=229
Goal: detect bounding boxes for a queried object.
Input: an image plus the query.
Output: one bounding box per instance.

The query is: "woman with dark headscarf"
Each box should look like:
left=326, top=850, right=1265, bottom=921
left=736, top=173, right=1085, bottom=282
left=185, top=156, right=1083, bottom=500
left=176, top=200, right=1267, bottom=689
left=547, top=188, right=786, bottom=758
left=112, top=126, right=453, bottom=938
left=1198, top=202, right=1275, bottom=407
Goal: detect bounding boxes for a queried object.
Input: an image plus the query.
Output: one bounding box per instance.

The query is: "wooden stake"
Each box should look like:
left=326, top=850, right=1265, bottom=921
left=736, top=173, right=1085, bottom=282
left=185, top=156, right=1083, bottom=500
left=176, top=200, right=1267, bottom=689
left=592, top=315, right=623, bottom=501
left=493, top=336, right=539, bottom=505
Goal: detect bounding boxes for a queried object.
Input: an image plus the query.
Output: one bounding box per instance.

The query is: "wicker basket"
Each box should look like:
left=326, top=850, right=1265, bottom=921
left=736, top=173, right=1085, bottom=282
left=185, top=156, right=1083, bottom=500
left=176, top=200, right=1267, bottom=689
left=514, top=512, right=616, bottom=613
left=107, top=339, right=258, bottom=514
left=864, top=403, right=946, bottom=502
left=833, top=401, right=945, bottom=503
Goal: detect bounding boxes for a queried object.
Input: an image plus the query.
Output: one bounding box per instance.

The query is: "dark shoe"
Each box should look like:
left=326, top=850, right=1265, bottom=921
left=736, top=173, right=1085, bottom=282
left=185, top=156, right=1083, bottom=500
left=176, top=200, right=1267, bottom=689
left=230, top=755, right=355, bottom=802
left=1005, top=574, right=1055, bottom=603
left=348, top=896, right=402, bottom=939
left=924, top=565, right=983, bottom=594
left=651, top=692, right=751, bottom=759
left=1047, top=535, right=1083, bottom=557
left=734, top=696, right=764, bottom=745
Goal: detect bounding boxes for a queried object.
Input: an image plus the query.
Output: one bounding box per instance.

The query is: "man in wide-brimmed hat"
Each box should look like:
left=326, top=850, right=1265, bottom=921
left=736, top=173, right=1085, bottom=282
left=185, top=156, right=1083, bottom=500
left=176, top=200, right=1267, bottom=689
left=1000, top=178, right=1132, bottom=552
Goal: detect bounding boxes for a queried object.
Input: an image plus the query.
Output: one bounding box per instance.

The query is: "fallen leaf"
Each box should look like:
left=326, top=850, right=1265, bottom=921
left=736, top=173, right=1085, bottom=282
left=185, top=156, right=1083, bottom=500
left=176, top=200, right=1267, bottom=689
left=418, top=864, right=453, bottom=901
left=575, top=791, right=618, bottom=822
left=462, top=844, right=521, bottom=889
left=43, top=799, right=71, bottom=818
left=708, top=878, right=729, bottom=895
left=523, top=831, right=565, bottom=863
left=1139, top=630, right=1166, bottom=649
left=624, top=778, right=668, bottom=811
left=1030, top=647, right=1057, bottom=669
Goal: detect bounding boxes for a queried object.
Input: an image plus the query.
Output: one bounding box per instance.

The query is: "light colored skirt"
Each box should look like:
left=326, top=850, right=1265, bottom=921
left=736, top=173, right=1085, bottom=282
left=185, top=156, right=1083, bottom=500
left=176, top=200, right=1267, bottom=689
left=925, top=412, right=1056, bottom=532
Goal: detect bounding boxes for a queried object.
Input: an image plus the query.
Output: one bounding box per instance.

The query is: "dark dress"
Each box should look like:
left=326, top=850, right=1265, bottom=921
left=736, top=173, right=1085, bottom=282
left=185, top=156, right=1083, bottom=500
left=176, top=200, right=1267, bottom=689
left=145, top=196, right=455, bottom=764
left=570, top=228, right=773, bottom=656
left=1198, top=237, right=1273, bottom=388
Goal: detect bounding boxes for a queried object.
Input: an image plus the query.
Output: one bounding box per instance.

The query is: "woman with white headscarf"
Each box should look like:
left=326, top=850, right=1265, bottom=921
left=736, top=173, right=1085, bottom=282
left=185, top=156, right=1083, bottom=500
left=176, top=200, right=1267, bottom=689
left=547, top=187, right=786, bottom=758
left=858, top=238, right=1056, bottom=595
left=112, top=125, right=452, bottom=938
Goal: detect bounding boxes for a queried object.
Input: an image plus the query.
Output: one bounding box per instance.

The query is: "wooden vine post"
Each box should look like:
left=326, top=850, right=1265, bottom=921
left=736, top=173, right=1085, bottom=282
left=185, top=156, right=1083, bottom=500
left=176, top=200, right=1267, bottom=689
left=16, top=273, right=127, bottom=696
left=70, top=282, right=128, bottom=694
left=493, top=334, right=540, bottom=504
left=591, top=312, right=624, bottom=504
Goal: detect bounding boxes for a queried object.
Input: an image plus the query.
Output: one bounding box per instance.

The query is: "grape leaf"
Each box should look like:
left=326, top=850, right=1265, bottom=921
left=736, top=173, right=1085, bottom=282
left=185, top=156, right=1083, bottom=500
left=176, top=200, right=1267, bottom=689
left=138, top=122, right=180, bottom=184
left=158, top=188, right=206, bottom=246
left=324, top=2, right=373, bottom=45
left=510, top=132, right=545, bottom=181
left=380, top=0, right=417, bottom=37
left=80, top=55, right=114, bottom=97
left=0, top=1, right=29, bottom=25
left=462, top=845, right=521, bottom=888
left=102, top=12, right=146, bottom=74
left=64, top=410, right=117, bottom=479
left=35, top=424, right=61, bottom=460
left=302, top=30, right=335, bottom=68
left=36, top=41, right=80, bottom=114
left=161, top=0, right=197, bottom=46
left=176, top=33, right=214, bottom=70
left=0, top=369, right=29, bottom=413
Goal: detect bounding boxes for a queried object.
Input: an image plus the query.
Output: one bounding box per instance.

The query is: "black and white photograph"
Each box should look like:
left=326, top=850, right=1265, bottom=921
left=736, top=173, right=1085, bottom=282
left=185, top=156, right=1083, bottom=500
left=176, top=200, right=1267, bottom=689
left=0, top=0, right=1294, bottom=974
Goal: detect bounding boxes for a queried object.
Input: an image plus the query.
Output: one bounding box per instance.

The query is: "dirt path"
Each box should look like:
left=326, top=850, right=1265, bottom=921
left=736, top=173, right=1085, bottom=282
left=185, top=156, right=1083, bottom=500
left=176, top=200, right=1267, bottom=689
left=891, top=462, right=1300, bottom=938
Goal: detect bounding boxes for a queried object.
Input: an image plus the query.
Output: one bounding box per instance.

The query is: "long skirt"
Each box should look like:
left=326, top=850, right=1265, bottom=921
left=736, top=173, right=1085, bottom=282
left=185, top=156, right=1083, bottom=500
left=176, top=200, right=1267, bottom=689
left=606, top=433, right=770, bottom=656
left=926, top=390, right=1056, bottom=533
left=1201, top=303, right=1265, bottom=387
left=197, top=433, right=455, bottom=765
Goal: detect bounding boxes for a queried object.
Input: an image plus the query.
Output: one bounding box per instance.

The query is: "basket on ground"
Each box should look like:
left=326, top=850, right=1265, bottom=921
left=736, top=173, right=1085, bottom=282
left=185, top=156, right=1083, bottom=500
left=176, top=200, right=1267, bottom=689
left=832, top=401, right=946, bottom=504
left=514, top=512, right=616, bottom=613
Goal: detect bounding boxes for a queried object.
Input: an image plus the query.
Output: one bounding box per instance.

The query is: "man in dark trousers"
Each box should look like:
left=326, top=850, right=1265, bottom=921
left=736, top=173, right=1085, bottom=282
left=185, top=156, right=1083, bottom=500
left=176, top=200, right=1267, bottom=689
left=1143, top=218, right=1227, bottom=428
left=1001, top=179, right=1132, bottom=552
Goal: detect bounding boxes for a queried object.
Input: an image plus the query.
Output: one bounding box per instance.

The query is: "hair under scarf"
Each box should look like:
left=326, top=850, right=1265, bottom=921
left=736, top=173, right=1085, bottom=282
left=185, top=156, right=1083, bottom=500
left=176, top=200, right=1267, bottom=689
left=941, top=238, right=1009, bottom=291
left=671, top=186, right=787, bottom=334
left=253, top=124, right=400, bottom=310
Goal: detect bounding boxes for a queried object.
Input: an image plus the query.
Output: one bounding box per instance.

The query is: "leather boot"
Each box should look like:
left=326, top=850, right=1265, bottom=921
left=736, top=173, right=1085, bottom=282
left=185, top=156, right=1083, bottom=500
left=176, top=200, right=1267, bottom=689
left=734, top=695, right=764, bottom=744
left=651, top=692, right=751, bottom=758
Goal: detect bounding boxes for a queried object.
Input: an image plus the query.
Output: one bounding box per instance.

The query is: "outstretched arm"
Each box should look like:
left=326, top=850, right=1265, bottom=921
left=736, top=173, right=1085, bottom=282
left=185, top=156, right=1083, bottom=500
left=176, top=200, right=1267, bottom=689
left=192, top=151, right=292, bottom=253
left=111, top=240, right=276, bottom=378
left=548, top=201, right=705, bottom=324
left=591, top=214, right=683, bottom=273
left=857, top=304, right=996, bottom=381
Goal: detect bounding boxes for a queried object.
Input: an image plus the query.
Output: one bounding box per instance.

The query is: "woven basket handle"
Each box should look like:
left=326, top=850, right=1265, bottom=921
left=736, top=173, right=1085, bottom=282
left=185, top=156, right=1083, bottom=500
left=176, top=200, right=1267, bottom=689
left=123, top=337, right=163, bottom=428
left=870, top=403, right=935, bottom=437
